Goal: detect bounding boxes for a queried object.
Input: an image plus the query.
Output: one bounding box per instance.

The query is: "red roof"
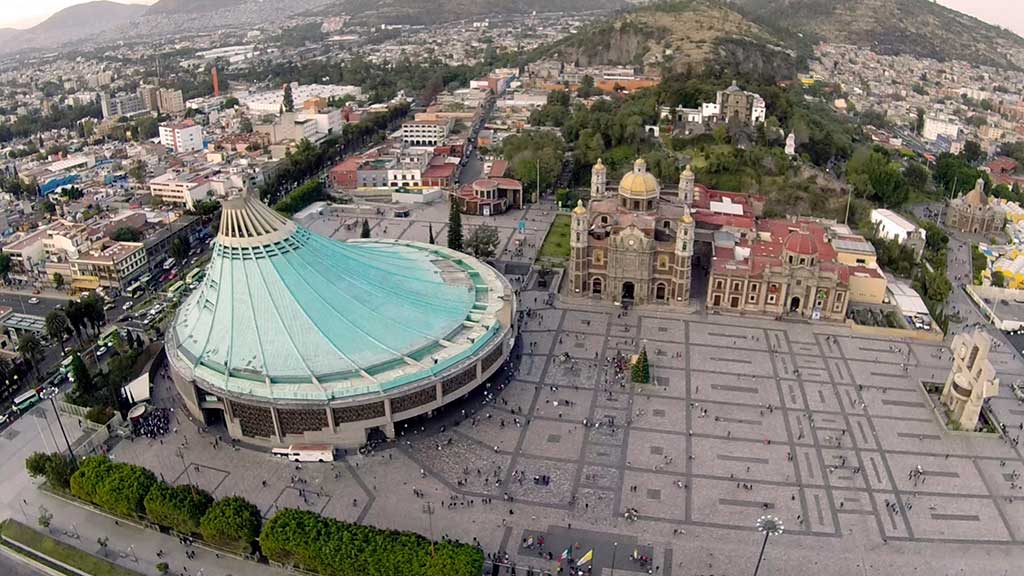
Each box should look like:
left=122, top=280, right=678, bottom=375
left=423, top=163, right=456, bottom=179
left=489, top=160, right=509, bottom=178
left=784, top=230, right=819, bottom=255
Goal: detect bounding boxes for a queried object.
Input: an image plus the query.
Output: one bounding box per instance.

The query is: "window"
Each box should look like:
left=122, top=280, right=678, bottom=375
left=594, top=250, right=604, bottom=265
left=601, top=215, right=609, bottom=225
left=748, top=293, right=758, bottom=303
left=714, top=279, right=724, bottom=290
left=658, top=255, right=669, bottom=270
left=835, top=292, right=844, bottom=304
left=662, top=220, right=671, bottom=230
left=712, top=294, right=722, bottom=306
left=731, top=281, right=742, bottom=292
left=799, top=257, right=806, bottom=265
left=767, top=294, right=776, bottom=304
left=750, top=283, right=759, bottom=293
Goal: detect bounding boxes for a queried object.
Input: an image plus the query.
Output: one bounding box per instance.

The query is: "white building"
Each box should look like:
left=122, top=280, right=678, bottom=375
left=159, top=121, right=205, bottom=153
left=923, top=115, right=961, bottom=142
left=149, top=171, right=213, bottom=210
left=871, top=209, right=925, bottom=244
left=297, top=107, right=344, bottom=138
left=401, top=121, right=449, bottom=148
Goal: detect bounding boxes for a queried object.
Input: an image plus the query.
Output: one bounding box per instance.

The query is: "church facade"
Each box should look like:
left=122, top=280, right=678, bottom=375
left=946, top=177, right=1005, bottom=235
left=568, top=158, right=694, bottom=307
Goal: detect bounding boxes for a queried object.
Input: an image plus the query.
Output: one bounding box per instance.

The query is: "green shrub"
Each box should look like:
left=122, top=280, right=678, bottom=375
left=199, top=496, right=261, bottom=553
left=85, top=406, right=114, bottom=425
left=144, top=483, right=213, bottom=536
left=260, top=508, right=483, bottom=576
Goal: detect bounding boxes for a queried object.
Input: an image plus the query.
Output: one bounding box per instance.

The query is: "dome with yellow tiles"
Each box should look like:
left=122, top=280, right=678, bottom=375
left=618, top=158, right=660, bottom=200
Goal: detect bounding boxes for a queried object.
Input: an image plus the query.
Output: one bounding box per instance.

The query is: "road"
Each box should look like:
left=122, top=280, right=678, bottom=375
left=0, top=293, right=69, bottom=318
left=0, top=553, right=43, bottom=576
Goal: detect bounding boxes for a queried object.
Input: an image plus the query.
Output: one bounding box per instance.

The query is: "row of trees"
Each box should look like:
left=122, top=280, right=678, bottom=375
left=274, top=180, right=325, bottom=216
left=261, top=508, right=482, bottom=576
left=445, top=203, right=500, bottom=259
left=33, top=455, right=263, bottom=553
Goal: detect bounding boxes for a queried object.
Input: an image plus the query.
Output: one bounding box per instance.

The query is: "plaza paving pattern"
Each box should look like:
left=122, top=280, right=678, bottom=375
left=114, top=278, right=1024, bottom=575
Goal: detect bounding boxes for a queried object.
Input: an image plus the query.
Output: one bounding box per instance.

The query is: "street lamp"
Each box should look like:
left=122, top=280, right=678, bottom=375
left=40, top=387, right=73, bottom=459
left=610, top=542, right=618, bottom=576
left=753, top=515, right=784, bottom=576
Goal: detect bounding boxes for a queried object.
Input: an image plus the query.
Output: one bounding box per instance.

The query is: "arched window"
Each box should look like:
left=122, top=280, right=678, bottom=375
left=592, top=277, right=603, bottom=295
left=655, top=283, right=667, bottom=301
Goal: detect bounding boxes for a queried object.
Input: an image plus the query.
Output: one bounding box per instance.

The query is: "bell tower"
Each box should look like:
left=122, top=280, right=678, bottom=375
left=678, top=164, right=695, bottom=205
left=672, top=206, right=694, bottom=305
left=569, top=200, right=590, bottom=294
left=591, top=159, right=607, bottom=199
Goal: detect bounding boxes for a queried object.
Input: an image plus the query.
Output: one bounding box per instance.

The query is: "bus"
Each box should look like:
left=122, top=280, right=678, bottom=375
left=186, top=268, right=205, bottom=284
left=59, top=354, right=75, bottom=375
left=126, top=281, right=145, bottom=299
left=271, top=444, right=335, bottom=462
left=12, top=388, right=41, bottom=413
left=162, top=258, right=176, bottom=271
left=166, top=281, right=185, bottom=298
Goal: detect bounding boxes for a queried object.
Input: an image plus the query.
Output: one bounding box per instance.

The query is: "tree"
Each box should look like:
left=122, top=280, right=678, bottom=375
left=25, top=452, right=77, bottom=490
left=466, top=224, right=499, bottom=259
left=632, top=347, right=650, bottom=384
left=447, top=201, right=463, bottom=252
left=52, top=272, right=65, bottom=291
left=128, top=160, right=146, bottom=185
left=69, top=354, right=95, bottom=399
left=260, top=507, right=483, bottom=576
left=915, top=108, right=925, bottom=134
left=360, top=218, right=371, bottom=239
left=200, top=496, right=262, bottom=553
left=156, top=562, right=169, bottom=575
left=903, top=162, right=930, bottom=194
left=222, top=96, right=240, bottom=109
left=0, top=253, right=11, bottom=284
left=144, top=482, right=214, bottom=536
left=45, top=310, right=69, bottom=354
left=38, top=506, right=53, bottom=530
left=961, top=140, right=984, bottom=164
left=577, top=75, right=601, bottom=98
left=238, top=117, right=253, bottom=134
left=283, top=83, right=295, bottom=113
left=170, top=237, right=191, bottom=264
left=111, top=227, right=142, bottom=242
left=17, top=333, right=43, bottom=380
left=993, top=270, right=1007, bottom=288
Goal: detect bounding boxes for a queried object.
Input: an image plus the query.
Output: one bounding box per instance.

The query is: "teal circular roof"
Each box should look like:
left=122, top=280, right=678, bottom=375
left=170, top=196, right=510, bottom=402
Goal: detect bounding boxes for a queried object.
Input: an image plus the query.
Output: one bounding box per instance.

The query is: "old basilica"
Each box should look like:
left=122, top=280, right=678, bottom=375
left=568, top=158, right=695, bottom=307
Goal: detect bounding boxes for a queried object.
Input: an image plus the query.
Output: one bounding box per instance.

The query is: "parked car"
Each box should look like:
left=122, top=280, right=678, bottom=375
left=122, top=301, right=134, bottom=311
left=27, top=297, right=39, bottom=304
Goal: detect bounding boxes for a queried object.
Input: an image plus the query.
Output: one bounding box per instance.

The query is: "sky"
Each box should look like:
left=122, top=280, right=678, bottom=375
left=0, top=0, right=155, bottom=29
left=0, top=0, right=1023, bottom=36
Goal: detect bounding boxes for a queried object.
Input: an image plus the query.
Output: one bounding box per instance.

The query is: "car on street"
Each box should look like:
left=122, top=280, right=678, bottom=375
left=122, top=301, right=134, bottom=311
left=27, top=297, right=39, bottom=304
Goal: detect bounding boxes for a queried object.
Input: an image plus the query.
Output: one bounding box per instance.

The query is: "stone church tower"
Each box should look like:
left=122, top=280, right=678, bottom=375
left=678, top=164, right=695, bottom=205
left=672, top=205, right=694, bottom=303
left=569, top=200, right=589, bottom=294
left=591, top=159, right=607, bottom=199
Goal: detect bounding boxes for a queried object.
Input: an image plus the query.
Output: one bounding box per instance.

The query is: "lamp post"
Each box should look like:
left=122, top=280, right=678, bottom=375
left=40, top=387, right=73, bottom=459
left=610, top=541, right=618, bottom=576
left=753, top=515, right=784, bottom=576
left=753, top=512, right=782, bottom=569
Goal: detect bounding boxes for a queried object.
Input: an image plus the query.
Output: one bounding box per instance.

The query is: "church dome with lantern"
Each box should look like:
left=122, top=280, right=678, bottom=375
left=618, top=158, right=660, bottom=201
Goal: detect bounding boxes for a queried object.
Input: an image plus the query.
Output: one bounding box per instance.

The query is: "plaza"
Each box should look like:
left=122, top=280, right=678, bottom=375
left=105, top=196, right=1024, bottom=574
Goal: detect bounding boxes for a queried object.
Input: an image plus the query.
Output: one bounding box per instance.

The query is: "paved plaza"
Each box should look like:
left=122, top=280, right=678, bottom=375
left=108, top=272, right=1024, bottom=575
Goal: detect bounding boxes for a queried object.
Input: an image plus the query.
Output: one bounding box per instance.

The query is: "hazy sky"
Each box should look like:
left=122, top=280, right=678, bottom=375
left=0, top=0, right=155, bottom=29
left=1, top=0, right=1023, bottom=37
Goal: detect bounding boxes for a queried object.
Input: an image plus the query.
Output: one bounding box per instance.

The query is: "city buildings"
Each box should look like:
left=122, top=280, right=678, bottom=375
left=158, top=88, right=186, bottom=115
left=401, top=120, right=451, bottom=148
left=240, top=83, right=362, bottom=115
left=70, top=241, right=148, bottom=291
left=946, top=178, right=1006, bottom=234
left=159, top=120, right=205, bottom=153
left=166, top=194, right=515, bottom=447
left=148, top=171, right=213, bottom=210
left=100, top=92, right=147, bottom=119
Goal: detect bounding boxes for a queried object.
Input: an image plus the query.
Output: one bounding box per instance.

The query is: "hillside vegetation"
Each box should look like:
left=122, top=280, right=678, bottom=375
left=543, top=1, right=799, bottom=83
left=729, top=0, right=1024, bottom=70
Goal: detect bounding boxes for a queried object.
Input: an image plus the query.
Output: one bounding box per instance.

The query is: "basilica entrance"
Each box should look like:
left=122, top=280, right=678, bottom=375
left=621, top=281, right=636, bottom=302
left=790, top=296, right=801, bottom=312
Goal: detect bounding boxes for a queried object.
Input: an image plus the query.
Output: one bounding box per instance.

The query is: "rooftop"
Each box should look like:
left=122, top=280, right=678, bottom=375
left=169, top=195, right=511, bottom=402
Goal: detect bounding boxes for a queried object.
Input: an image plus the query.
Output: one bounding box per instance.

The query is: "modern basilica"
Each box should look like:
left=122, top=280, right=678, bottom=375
left=568, top=158, right=695, bottom=307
